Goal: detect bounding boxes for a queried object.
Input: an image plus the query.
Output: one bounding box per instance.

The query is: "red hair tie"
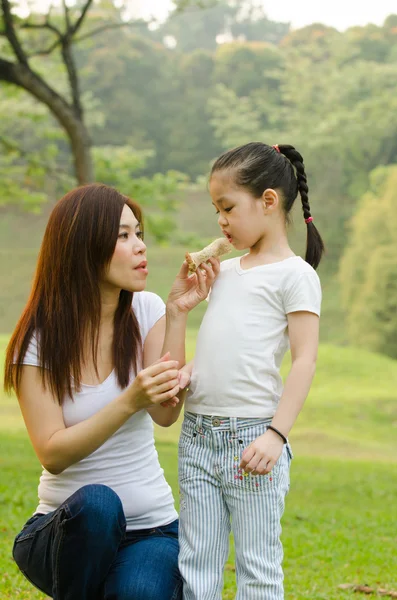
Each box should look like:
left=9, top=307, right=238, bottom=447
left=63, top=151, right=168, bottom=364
left=272, top=144, right=280, bottom=153
left=305, top=217, right=313, bottom=224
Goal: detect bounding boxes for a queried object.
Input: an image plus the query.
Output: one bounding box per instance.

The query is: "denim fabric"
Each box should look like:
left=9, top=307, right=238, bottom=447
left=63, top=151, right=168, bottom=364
left=178, top=413, right=292, bottom=600
left=12, top=484, right=182, bottom=600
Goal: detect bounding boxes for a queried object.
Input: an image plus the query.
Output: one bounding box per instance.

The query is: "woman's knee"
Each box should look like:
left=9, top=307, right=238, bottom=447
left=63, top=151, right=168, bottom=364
left=65, top=484, right=126, bottom=536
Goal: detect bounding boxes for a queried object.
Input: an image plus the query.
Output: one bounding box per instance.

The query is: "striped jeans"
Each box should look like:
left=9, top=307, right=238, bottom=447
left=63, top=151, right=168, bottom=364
left=178, top=412, right=292, bottom=600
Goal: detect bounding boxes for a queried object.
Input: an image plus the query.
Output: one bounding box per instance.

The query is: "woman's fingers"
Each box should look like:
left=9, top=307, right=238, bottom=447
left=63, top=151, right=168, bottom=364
left=143, top=360, right=179, bottom=379
left=152, top=378, right=180, bottom=395
left=156, top=384, right=181, bottom=403
left=152, top=369, right=179, bottom=387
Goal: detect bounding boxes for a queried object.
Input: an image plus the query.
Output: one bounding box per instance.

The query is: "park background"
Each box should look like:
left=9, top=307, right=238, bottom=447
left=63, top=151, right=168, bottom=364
left=1, top=0, right=397, bottom=597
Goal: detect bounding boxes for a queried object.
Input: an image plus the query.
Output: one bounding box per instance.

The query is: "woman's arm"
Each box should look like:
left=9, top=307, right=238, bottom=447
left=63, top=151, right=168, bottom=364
left=240, top=310, right=319, bottom=475
left=17, top=357, right=180, bottom=474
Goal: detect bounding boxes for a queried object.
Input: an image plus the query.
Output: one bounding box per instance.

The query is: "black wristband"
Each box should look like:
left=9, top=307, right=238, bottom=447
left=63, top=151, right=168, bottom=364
left=266, top=425, right=288, bottom=444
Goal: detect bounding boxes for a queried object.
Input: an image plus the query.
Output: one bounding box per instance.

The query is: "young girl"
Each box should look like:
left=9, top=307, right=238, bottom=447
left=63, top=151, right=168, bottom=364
left=178, top=142, right=324, bottom=599
left=4, top=183, right=218, bottom=600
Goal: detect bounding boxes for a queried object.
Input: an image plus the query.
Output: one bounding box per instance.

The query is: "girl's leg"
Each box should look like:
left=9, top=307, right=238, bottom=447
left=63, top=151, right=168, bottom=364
left=103, top=520, right=182, bottom=600
left=224, top=429, right=291, bottom=600
left=178, top=415, right=230, bottom=600
left=12, top=484, right=126, bottom=600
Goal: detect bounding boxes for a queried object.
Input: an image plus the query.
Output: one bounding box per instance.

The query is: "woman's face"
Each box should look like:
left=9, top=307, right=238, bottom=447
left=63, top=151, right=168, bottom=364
left=101, top=204, right=148, bottom=293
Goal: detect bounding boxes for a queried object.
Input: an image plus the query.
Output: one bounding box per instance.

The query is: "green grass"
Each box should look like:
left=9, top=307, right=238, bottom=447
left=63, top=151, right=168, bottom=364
left=1, top=334, right=397, bottom=598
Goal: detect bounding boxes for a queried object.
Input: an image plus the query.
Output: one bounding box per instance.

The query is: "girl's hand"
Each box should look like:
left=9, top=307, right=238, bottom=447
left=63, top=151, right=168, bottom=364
left=130, top=353, right=180, bottom=411
left=178, top=367, right=191, bottom=390
left=160, top=364, right=191, bottom=408
left=240, top=429, right=284, bottom=475
left=167, top=257, right=220, bottom=315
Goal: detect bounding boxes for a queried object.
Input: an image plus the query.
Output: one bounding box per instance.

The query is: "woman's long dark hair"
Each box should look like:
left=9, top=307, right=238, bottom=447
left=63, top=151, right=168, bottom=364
left=4, top=183, right=143, bottom=404
left=211, top=142, right=325, bottom=269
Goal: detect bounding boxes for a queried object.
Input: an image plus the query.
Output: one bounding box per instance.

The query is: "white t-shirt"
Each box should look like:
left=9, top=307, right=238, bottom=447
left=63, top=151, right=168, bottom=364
left=21, top=291, right=178, bottom=530
left=185, top=256, right=321, bottom=418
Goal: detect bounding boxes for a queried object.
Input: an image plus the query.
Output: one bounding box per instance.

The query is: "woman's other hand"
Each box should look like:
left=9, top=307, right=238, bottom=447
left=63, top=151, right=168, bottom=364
left=130, top=353, right=180, bottom=411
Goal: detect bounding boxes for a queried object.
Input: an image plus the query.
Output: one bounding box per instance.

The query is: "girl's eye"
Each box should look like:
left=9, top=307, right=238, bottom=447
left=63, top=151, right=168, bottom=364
left=215, top=210, right=220, bottom=215
left=225, top=207, right=233, bottom=213
left=119, top=232, right=128, bottom=239
left=136, top=231, right=143, bottom=240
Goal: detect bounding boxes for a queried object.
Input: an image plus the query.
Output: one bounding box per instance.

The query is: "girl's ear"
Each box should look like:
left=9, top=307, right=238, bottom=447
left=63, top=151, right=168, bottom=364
left=261, top=188, right=280, bottom=213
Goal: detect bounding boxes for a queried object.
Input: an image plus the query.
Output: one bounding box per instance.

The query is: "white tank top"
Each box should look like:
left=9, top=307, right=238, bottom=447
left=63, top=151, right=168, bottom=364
left=22, top=292, right=177, bottom=530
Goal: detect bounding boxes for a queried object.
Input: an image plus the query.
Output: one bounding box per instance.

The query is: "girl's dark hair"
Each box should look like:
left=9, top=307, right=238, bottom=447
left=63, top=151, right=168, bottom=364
left=4, top=183, right=143, bottom=404
left=210, top=142, right=325, bottom=269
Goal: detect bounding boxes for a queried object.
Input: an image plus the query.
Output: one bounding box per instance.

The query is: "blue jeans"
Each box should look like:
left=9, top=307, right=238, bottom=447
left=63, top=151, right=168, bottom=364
left=179, top=413, right=292, bottom=600
left=12, top=484, right=182, bottom=600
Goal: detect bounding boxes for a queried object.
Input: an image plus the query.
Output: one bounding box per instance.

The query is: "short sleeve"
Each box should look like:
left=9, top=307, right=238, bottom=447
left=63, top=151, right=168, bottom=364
left=16, top=332, right=41, bottom=366
left=283, top=271, right=322, bottom=317
left=132, top=291, right=166, bottom=342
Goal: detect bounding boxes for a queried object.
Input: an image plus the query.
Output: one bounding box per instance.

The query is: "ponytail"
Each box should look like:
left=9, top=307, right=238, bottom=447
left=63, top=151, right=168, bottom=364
left=277, top=144, right=325, bottom=270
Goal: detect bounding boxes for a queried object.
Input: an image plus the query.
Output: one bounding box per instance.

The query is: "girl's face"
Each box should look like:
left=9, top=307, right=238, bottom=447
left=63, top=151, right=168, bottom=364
left=101, top=205, right=148, bottom=293
left=209, top=171, right=269, bottom=251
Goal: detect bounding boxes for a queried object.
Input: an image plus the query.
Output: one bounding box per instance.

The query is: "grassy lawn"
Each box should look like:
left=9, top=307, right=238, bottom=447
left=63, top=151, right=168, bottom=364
left=1, top=334, right=397, bottom=599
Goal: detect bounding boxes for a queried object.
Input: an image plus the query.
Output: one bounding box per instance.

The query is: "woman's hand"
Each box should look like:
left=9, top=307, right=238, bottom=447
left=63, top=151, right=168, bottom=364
left=239, top=429, right=284, bottom=475
left=129, top=353, right=180, bottom=411
left=167, top=257, right=220, bottom=315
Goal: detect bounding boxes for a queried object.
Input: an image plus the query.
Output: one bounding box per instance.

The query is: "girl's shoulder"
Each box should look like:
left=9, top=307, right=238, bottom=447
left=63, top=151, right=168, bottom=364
left=219, top=256, right=240, bottom=272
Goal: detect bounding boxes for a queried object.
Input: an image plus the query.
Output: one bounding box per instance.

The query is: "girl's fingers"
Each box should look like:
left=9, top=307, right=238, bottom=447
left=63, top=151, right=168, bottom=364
left=240, top=446, right=255, bottom=470
left=251, top=458, right=272, bottom=476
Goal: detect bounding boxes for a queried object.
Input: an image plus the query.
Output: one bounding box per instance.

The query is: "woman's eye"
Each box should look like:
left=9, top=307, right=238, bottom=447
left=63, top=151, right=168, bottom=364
left=136, top=231, right=143, bottom=240
left=118, top=232, right=128, bottom=239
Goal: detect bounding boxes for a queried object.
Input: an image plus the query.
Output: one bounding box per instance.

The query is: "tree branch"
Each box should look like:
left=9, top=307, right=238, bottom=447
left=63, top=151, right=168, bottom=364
left=71, top=0, right=93, bottom=35
left=62, top=0, right=72, bottom=30
left=27, top=39, right=61, bottom=58
left=74, top=20, right=145, bottom=43
left=21, top=21, right=63, bottom=37
left=1, top=0, right=28, bottom=64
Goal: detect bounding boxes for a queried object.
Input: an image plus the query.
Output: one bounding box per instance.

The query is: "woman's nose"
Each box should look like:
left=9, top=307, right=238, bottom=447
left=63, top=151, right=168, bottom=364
left=134, top=238, right=146, bottom=254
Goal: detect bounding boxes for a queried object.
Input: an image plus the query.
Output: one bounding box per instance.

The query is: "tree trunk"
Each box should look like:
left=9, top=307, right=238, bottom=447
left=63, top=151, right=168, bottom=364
left=0, top=57, right=94, bottom=184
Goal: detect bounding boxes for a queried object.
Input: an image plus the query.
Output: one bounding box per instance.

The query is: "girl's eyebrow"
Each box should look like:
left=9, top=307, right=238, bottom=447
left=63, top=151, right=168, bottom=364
left=212, top=197, right=227, bottom=206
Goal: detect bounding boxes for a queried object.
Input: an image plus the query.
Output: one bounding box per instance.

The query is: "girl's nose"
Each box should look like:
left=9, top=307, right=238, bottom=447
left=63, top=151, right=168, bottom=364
left=218, top=214, right=228, bottom=227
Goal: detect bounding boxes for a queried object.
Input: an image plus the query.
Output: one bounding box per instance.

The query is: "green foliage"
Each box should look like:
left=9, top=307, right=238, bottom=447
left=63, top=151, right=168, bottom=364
left=340, top=165, right=397, bottom=358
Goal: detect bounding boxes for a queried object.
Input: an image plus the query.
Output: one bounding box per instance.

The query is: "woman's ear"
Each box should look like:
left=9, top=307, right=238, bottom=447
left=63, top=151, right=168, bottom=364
left=261, top=188, right=280, bottom=213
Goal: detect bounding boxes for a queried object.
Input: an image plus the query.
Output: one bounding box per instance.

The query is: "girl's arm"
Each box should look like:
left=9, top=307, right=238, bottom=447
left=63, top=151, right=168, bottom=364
left=240, top=310, right=319, bottom=475
left=147, top=259, right=218, bottom=427
left=17, top=356, right=180, bottom=475
left=270, top=310, right=319, bottom=436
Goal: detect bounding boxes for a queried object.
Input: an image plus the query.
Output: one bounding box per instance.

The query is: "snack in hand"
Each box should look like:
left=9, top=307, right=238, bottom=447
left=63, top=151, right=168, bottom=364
left=186, top=237, right=232, bottom=273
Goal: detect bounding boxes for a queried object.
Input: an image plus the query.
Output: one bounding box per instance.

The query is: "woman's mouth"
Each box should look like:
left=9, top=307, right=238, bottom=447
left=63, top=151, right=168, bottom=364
left=134, top=261, right=148, bottom=275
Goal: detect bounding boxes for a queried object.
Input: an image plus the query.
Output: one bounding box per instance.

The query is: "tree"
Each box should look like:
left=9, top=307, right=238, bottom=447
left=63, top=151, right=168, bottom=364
left=0, top=0, right=101, bottom=183
left=339, top=165, right=397, bottom=358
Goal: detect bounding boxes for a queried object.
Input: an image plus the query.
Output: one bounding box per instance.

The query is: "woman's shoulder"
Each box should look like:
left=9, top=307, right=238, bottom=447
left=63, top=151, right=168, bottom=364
left=132, top=291, right=166, bottom=341
left=132, top=290, right=164, bottom=310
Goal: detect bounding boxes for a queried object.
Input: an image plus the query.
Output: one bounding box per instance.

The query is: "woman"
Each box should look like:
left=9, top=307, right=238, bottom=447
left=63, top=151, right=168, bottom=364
left=4, top=183, right=219, bottom=600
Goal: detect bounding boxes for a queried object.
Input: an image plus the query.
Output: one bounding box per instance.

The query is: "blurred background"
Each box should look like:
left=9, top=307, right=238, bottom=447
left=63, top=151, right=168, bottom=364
left=1, top=1, right=397, bottom=598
